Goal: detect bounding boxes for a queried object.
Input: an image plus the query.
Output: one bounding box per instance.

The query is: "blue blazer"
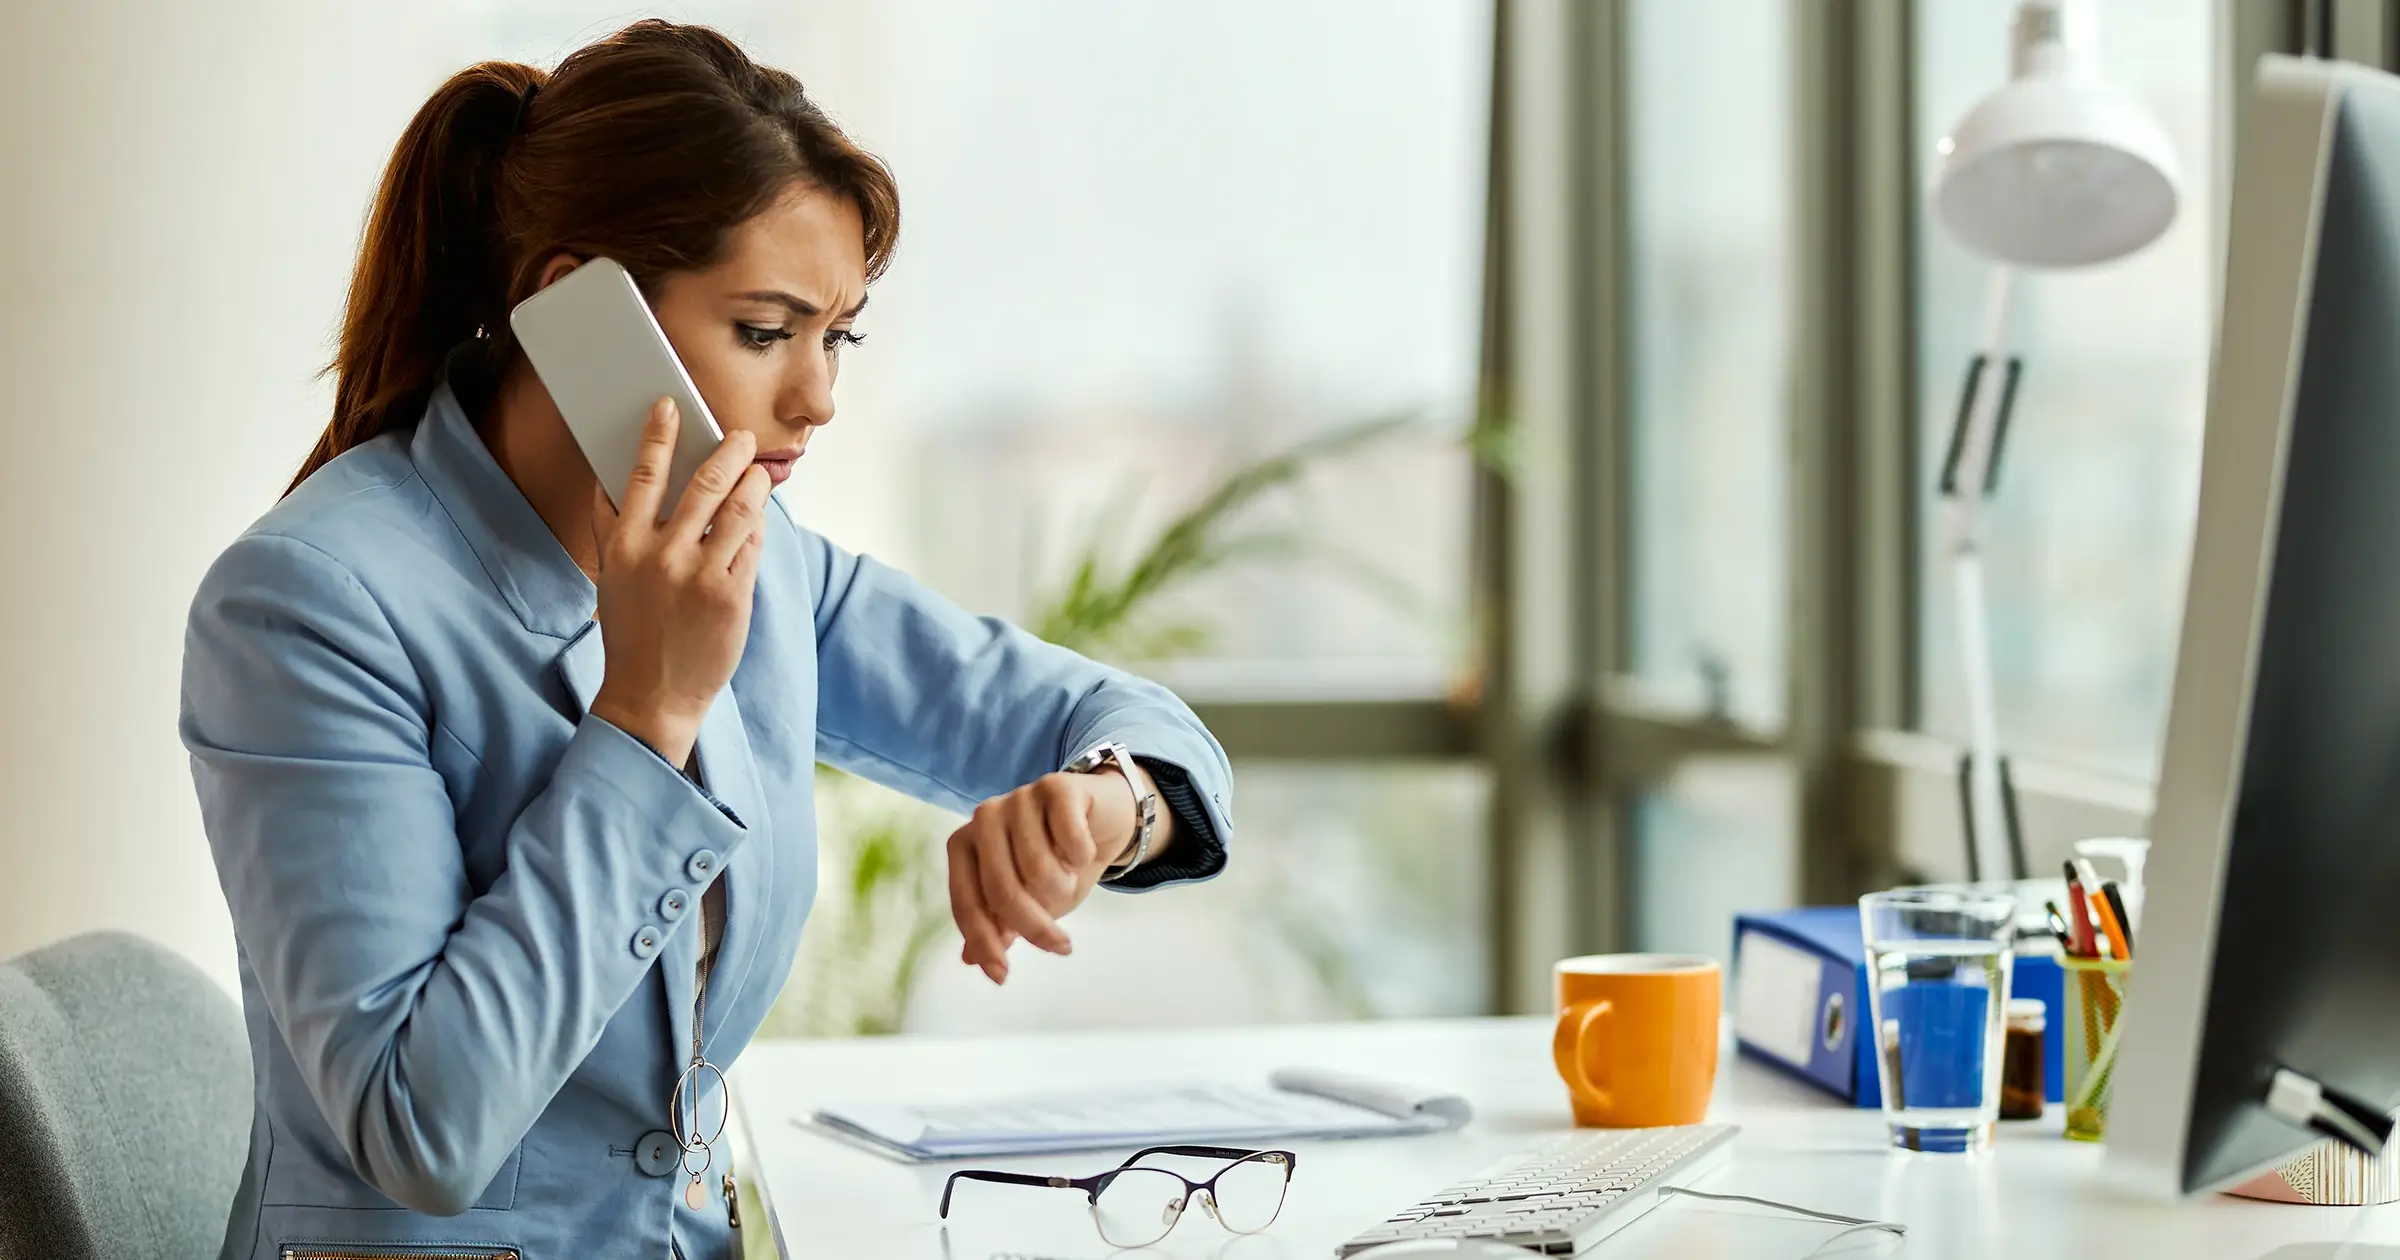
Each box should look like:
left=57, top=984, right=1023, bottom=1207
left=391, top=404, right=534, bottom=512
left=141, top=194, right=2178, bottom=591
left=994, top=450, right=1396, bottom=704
left=180, top=373, right=1234, bottom=1260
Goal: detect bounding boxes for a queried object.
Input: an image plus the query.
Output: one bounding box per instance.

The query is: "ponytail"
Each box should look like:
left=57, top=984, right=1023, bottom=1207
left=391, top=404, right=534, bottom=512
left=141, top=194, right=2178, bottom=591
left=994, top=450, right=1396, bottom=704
left=286, top=21, right=900, bottom=497
left=290, top=61, right=545, bottom=495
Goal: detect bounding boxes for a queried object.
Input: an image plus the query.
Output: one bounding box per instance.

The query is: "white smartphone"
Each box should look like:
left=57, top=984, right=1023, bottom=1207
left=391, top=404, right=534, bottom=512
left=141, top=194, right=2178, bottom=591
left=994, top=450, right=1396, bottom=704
left=508, top=256, right=726, bottom=520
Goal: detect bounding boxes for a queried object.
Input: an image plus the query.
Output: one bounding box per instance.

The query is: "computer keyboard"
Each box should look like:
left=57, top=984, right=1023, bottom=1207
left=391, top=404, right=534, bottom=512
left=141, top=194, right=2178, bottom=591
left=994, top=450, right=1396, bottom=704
left=1335, top=1124, right=1740, bottom=1256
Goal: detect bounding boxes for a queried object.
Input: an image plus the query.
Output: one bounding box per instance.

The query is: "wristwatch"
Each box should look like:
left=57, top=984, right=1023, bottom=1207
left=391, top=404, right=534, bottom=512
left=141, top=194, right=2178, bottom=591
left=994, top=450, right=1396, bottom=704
left=1063, top=741, right=1158, bottom=878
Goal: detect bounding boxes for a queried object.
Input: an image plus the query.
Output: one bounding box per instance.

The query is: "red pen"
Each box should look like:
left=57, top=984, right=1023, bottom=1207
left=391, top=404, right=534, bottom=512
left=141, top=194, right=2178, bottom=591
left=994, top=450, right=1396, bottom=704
left=2062, top=861, right=2098, bottom=956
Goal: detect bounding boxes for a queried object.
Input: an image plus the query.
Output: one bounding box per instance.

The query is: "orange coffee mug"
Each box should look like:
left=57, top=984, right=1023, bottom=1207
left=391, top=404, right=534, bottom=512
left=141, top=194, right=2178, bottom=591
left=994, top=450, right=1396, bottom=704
left=1552, top=954, right=1721, bottom=1128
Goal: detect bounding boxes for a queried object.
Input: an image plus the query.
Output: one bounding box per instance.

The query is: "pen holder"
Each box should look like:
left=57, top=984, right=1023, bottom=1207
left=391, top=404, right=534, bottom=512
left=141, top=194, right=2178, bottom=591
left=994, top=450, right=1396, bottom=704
left=2061, top=956, right=2131, bottom=1142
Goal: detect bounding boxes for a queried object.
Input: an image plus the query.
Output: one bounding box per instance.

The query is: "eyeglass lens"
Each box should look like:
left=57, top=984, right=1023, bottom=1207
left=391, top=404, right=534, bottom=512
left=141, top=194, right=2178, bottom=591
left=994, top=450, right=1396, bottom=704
left=1093, top=1168, right=1191, bottom=1247
left=1206, top=1151, right=1293, bottom=1233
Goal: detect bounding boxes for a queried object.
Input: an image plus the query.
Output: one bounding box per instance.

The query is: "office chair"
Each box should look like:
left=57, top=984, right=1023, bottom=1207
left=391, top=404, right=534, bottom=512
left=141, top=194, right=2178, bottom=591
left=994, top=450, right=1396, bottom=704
left=0, top=931, right=250, bottom=1260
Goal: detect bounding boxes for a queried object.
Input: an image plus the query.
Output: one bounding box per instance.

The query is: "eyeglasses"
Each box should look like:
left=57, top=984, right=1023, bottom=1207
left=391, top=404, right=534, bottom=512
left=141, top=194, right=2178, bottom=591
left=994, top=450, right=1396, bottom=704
left=938, top=1144, right=1297, bottom=1248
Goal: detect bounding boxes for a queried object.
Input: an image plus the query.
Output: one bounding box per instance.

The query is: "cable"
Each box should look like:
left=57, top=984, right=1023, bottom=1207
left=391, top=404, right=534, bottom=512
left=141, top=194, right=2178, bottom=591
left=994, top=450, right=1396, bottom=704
left=1660, top=1185, right=1908, bottom=1254
left=1802, top=1220, right=1911, bottom=1258
left=1659, top=1185, right=1903, bottom=1232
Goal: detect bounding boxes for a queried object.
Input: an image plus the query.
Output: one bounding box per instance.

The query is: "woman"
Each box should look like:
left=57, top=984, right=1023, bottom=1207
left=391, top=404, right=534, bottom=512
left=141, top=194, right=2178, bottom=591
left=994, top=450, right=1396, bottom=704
left=181, top=21, right=1231, bottom=1260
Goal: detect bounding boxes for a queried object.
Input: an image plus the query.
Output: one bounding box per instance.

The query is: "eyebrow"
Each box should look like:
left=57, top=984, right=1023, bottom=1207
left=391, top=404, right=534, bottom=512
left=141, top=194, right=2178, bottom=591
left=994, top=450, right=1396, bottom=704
left=735, top=289, right=870, bottom=320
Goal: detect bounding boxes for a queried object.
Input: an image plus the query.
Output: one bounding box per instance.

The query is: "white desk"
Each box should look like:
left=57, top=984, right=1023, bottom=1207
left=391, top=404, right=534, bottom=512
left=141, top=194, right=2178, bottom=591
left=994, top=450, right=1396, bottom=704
left=736, top=1017, right=2399, bottom=1259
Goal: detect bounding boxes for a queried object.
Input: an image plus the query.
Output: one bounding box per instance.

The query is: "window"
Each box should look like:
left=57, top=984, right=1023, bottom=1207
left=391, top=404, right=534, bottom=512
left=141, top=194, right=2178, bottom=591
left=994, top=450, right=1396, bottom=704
left=1912, top=0, right=2216, bottom=780
left=1622, top=0, right=1797, bottom=958
left=1623, top=0, right=1793, bottom=731
left=1632, top=763, right=1796, bottom=964
left=740, top=3, right=1496, bottom=1031
left=767, top=2, right=1491, bottom=697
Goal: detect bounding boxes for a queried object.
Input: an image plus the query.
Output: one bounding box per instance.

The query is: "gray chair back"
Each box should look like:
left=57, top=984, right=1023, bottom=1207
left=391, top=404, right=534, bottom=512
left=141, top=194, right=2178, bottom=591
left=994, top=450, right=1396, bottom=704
left=0, top=931, right=250, bottom=1260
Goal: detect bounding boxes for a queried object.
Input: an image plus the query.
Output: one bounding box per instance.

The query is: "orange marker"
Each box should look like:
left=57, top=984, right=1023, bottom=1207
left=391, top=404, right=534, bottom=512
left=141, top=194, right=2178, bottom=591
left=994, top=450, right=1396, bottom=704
left=2076, top=858, right=2129, bottom=960
left=2092, top=886, right=2131, bottom=959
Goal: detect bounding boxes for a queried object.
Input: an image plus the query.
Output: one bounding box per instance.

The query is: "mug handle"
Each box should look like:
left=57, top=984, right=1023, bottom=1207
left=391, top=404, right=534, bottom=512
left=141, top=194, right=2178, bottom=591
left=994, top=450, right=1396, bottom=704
left=1552, top=998, right=1615, bottom=1111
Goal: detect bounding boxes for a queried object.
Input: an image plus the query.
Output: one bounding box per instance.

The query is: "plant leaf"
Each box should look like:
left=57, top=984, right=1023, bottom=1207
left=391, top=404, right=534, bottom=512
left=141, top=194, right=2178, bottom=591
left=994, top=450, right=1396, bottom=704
left=1028, top=411, right=1425, bottom=656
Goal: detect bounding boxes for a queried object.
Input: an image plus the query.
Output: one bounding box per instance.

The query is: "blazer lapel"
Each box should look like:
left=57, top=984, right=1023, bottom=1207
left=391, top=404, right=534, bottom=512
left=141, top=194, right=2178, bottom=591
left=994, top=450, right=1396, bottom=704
left=690, top=684, right=772, bottom=1047
left=557, top=621, right=606, bottom=717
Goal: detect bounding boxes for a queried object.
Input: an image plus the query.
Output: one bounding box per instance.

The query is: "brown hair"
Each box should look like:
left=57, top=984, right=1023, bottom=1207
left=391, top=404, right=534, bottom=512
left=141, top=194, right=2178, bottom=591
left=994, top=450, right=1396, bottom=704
left=289, top=19, right=899, bottom=493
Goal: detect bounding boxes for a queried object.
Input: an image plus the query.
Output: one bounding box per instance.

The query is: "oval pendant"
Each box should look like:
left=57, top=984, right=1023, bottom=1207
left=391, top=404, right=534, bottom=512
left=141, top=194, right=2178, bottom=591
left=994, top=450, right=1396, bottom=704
left=685, top=1177, right=710, bottom=1211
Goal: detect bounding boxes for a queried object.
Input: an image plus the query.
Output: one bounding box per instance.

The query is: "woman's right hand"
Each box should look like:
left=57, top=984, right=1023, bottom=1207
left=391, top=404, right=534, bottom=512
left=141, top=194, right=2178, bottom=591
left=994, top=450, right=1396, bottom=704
left=586, top=398, right=770, bottom=767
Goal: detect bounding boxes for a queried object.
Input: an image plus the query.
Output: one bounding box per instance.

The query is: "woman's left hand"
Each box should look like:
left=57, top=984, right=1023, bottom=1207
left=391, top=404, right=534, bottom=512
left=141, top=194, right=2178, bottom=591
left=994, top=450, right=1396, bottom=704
left=946, top=767, right=1143, bottom=985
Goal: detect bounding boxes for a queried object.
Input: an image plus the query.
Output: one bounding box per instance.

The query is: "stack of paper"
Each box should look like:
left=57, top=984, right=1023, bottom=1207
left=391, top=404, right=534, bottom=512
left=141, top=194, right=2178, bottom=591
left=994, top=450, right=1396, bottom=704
left=808, top=1067, right=1474, bottom=1162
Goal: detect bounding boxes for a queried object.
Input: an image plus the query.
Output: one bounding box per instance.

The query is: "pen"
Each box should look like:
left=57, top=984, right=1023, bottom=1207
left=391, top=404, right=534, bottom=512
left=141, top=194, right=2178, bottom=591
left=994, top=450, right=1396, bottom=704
left=2045, top=901, right=2075, bottom=951
left=2072, top=858, right=2119, bottom=958
left=2062, top=862, right=2098, bottom=956
left=2091, top=894, right=2130, bottom=961
left=2083, top=872, right=2130, bottom=960
left=2101, top=882, right=2135, bottom=959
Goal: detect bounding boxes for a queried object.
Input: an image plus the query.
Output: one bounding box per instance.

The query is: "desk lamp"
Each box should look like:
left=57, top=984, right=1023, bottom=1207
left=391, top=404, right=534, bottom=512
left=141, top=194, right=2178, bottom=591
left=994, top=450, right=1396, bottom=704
left=1925, top=0, right=2181, bottom=880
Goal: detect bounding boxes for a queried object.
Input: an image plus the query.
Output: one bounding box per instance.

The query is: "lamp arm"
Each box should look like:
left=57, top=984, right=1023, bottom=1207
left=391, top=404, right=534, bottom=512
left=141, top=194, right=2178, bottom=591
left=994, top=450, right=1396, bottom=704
left=1940, top=265, right=2021, bottom=881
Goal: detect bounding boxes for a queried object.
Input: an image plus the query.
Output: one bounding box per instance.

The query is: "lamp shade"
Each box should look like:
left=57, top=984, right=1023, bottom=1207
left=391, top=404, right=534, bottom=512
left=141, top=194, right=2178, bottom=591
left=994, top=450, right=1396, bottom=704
left=1928, top=0, right=2181, bottom=268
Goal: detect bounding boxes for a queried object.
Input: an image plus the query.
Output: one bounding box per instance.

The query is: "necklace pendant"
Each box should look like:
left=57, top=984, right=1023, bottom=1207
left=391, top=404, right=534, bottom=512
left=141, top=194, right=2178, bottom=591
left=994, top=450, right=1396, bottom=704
left=685, top=1175, right=710, bottom=1211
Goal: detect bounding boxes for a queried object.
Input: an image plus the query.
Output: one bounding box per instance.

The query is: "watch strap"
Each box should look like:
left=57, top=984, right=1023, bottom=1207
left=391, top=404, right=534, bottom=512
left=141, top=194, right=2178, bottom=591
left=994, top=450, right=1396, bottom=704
left=1064, top=741, right=1156, bottom=878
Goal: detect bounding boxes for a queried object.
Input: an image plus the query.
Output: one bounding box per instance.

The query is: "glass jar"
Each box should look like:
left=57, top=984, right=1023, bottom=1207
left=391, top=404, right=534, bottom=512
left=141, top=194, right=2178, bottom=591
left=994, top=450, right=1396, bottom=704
left=2000, top=997, right=2047, bottom=1121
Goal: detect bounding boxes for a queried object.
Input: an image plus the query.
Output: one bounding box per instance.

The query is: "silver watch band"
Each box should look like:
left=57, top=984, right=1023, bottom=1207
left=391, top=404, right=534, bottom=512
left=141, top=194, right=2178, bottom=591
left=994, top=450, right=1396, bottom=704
left=1064, top=741, right=1157, bottom=877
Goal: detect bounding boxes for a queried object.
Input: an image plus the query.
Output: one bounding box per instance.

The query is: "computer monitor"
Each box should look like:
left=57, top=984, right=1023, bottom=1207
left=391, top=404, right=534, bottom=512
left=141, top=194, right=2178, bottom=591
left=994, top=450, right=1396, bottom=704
left=2110, top=53, right=2400, bottom=1198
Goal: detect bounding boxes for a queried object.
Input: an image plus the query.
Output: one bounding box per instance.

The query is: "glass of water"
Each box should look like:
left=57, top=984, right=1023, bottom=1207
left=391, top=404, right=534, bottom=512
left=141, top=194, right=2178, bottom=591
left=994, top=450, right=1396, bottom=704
left=1859, top=887, right=2018, bottom=1153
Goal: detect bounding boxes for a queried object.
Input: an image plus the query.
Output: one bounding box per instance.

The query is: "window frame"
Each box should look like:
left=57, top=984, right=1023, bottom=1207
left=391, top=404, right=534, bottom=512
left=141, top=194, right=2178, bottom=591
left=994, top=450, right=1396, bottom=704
left=1240, top=0, right=2370, bottom=1016
left=1844, top=1, right=2395, bottom=889
left=1460, top=0, right=2379, bottom=1015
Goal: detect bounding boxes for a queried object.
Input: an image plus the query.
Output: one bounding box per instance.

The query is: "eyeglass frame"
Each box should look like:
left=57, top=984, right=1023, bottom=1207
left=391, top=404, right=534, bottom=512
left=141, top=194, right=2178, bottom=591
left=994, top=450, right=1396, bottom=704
left=936, top=1144, right=1299, bottom=1245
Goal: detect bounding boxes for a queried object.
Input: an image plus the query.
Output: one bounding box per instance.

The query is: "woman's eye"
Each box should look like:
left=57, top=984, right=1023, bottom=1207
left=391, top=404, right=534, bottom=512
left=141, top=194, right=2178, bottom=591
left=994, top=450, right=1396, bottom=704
left=737, top=322, right=793, bottom=352
left=824, top=329, right=868, bottom=355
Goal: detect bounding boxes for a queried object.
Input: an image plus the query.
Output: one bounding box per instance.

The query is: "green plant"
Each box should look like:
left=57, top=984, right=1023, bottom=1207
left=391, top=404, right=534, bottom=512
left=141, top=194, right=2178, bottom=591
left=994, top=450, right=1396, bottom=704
left=773, top=408, right=1481, bottom=1037
left=1030, top=412, right=1417, bottom=660
left=758, top=767, right=954, bottom=1038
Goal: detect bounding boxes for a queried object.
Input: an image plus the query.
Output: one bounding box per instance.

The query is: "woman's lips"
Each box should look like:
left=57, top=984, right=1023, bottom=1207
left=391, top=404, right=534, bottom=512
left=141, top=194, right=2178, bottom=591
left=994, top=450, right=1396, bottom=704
left=753, top=447, right=802, bottom=486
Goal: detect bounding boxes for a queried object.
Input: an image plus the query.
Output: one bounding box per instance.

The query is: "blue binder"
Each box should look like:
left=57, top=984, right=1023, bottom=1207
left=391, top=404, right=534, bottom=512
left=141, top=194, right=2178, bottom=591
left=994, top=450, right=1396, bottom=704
left=1730, top=906, right=2063, bottom=1108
